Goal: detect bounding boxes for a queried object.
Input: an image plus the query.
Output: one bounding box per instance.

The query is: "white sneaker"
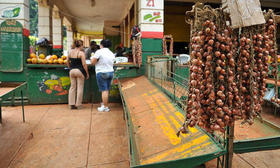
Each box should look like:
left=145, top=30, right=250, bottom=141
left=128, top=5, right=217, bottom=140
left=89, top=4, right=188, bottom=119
left=97, top=106, right=110, bottom=112
left=97, top=103, right=104, bottom=111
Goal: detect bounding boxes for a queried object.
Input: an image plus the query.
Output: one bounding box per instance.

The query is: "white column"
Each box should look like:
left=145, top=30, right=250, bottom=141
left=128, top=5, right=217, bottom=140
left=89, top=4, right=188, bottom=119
left=0, top=0, right=30, bottom=30
left=66, top=26, right=73, bottom=52
left=138, top=0, right=164, bottom=38
left=52, top=10, right=63, bottom=49
left=38, top=0, right=53, bottom=41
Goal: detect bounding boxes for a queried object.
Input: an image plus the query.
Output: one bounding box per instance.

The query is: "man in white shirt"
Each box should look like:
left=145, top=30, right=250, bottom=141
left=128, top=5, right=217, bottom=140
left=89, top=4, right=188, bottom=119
left=91, top=39, right=115, bottom=112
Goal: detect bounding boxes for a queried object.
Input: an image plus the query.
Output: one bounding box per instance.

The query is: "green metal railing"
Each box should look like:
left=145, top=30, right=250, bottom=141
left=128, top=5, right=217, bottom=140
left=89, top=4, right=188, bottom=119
left=146, top=57, right=189, bottom=110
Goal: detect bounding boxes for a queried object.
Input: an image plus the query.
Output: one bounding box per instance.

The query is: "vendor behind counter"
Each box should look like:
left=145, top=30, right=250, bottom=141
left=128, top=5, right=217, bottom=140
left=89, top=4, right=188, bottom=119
left=85, top=41, right=100, bottom=59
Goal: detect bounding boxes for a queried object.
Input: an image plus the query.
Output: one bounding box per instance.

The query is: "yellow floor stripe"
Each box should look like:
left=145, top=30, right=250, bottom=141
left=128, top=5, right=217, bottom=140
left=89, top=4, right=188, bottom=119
left=175, top=112, right=185, bottom=123
left=166, top=102, right=176, bottom=111
left=141, top=93, right=148, bottom=96
left=141, top=134, right=209, bottom=164
left=151, top=94, right=170, bottom=115
left=179, top=142, right=212, bottom=159
left=151, top=93, right=189, bottom=139
left=150, top=102, right=181, bottom=145
left=151, top=92, right=199, bottom=139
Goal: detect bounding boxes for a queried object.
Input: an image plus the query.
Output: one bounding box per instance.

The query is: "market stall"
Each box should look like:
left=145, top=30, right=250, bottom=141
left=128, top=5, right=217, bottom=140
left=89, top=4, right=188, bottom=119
left=24, top=62, right=127, bottom=104
left=0, top=82, right=27, bottom=123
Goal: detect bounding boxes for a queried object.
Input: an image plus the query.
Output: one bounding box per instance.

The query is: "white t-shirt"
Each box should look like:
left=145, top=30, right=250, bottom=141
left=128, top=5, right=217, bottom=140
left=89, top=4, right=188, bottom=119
left=92, top=48, right=115, bottom=74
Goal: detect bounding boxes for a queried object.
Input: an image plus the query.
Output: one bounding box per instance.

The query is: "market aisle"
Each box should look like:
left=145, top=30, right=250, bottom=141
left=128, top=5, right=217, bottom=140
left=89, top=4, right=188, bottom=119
left=0, top=105, right=49, bottom=168
left=0, top=104, right=129, bottom=168
left=87, top=104, right=129, bottom=168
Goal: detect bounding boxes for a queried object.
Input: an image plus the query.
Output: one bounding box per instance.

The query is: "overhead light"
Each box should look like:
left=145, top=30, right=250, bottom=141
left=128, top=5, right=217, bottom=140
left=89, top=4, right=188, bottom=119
left=91, top=0, right=96, bottom=7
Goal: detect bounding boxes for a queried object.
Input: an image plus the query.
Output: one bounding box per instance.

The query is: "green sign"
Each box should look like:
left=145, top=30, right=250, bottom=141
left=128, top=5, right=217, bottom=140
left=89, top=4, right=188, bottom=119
left=1, top=7, right=21, bottom=18
left=0, top=19, right=22, bottom=33
left=0, top=19, right=23, bottom=72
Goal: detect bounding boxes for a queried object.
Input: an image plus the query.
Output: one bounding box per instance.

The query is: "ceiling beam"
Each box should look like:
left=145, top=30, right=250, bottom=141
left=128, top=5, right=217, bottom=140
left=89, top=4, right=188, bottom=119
left=53, top=0, right=77, bottom=30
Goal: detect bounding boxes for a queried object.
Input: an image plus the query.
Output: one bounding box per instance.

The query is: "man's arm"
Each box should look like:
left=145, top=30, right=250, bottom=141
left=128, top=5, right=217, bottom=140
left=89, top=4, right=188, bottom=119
left=91, top=58, right=98, bottom=65
left=91, top=50, right=100, bottom=65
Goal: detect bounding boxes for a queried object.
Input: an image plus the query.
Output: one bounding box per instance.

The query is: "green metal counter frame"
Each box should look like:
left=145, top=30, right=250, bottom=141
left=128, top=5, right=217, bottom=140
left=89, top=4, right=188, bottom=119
left=0, top=82, right=27, bottom=123
left=118, top=79, right=226, bottom=168
left=233, top=118, right=280, bottom=154
left=25, top=63, right=139, bottom=68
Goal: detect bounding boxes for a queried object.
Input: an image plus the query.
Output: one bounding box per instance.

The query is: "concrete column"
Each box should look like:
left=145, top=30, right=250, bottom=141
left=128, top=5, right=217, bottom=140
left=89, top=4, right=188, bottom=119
left=38, top=0, right=53, bottom=41
left=138, top=0, right=164, bottom=67
left=0, top=0, right=30, bottom=31
left=128, top=12, right=131, bottom=48
left=66, top=26, right=73, bottom=52
left=138, top=0, right=164, bottom=39
left=52, top=9, right=63, bottom=50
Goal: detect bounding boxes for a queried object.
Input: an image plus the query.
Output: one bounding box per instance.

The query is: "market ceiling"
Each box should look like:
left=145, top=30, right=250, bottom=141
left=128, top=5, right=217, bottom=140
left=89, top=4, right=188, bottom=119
left=57, top=0, right=280, bottom=34
left=58, top=0, right=131, bottom=34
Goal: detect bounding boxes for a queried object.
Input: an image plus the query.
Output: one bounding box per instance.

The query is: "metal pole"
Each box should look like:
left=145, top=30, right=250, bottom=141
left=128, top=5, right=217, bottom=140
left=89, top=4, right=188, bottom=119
left=173, top=79, right=176, bottom=102
left=217, top=156, right=220, bottom=168
left=21, top=91, right=25, bottom=123
left=226, top=125, right=234, bottom=168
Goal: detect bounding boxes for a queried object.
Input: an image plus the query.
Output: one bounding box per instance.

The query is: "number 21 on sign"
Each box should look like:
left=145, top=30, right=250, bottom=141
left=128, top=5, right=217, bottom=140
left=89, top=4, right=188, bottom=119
left=146, top=0, right=155, bottom=7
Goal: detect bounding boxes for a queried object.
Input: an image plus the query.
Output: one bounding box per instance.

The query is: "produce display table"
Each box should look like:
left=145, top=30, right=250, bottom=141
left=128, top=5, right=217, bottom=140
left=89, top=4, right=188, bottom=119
left=25, top=64, right=101, bottom=104
left=119, top=76, right=225, bottom=168
left=25, top=63, right=139, bottom=105
left=0, top=82, right=27, bottom=123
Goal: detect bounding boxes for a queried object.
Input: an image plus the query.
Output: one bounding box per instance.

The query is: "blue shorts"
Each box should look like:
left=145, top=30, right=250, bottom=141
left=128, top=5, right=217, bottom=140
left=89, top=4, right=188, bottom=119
left=96, top=72, right=114, bottom=91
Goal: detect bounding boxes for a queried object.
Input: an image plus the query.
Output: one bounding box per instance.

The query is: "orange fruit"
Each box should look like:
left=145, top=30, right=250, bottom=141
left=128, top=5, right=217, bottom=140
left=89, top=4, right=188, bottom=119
left=43, top=59, right=48, bottom=64
left=52, top=55, right=58, bottom=60
left=27, top=58, right=32, bottom=63
left=39, top=53, right=45, bottom=59
left=61, top=55, right=67, bottom=60
left=64, top=60, right=67, bottom=64
left=53, top=59, right=59, bottom=64
left=48, top=59, right=53, bottom=64
left=31, top=58, right=38, bottom=64
left=38, top=59, right=44, bottom=64
left=30, top=53, right=36, bottom=58
left=58, top=58, right=64, bottom=64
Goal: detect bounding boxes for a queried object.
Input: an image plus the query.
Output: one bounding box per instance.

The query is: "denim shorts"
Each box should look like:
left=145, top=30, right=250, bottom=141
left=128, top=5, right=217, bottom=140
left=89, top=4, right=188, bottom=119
left=96, top=72, right=114, bottom=91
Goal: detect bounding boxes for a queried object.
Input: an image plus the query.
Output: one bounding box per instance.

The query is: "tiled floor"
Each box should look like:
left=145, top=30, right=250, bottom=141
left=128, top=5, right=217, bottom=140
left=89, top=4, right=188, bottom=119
left=0, top=104, right=129, bottom=168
